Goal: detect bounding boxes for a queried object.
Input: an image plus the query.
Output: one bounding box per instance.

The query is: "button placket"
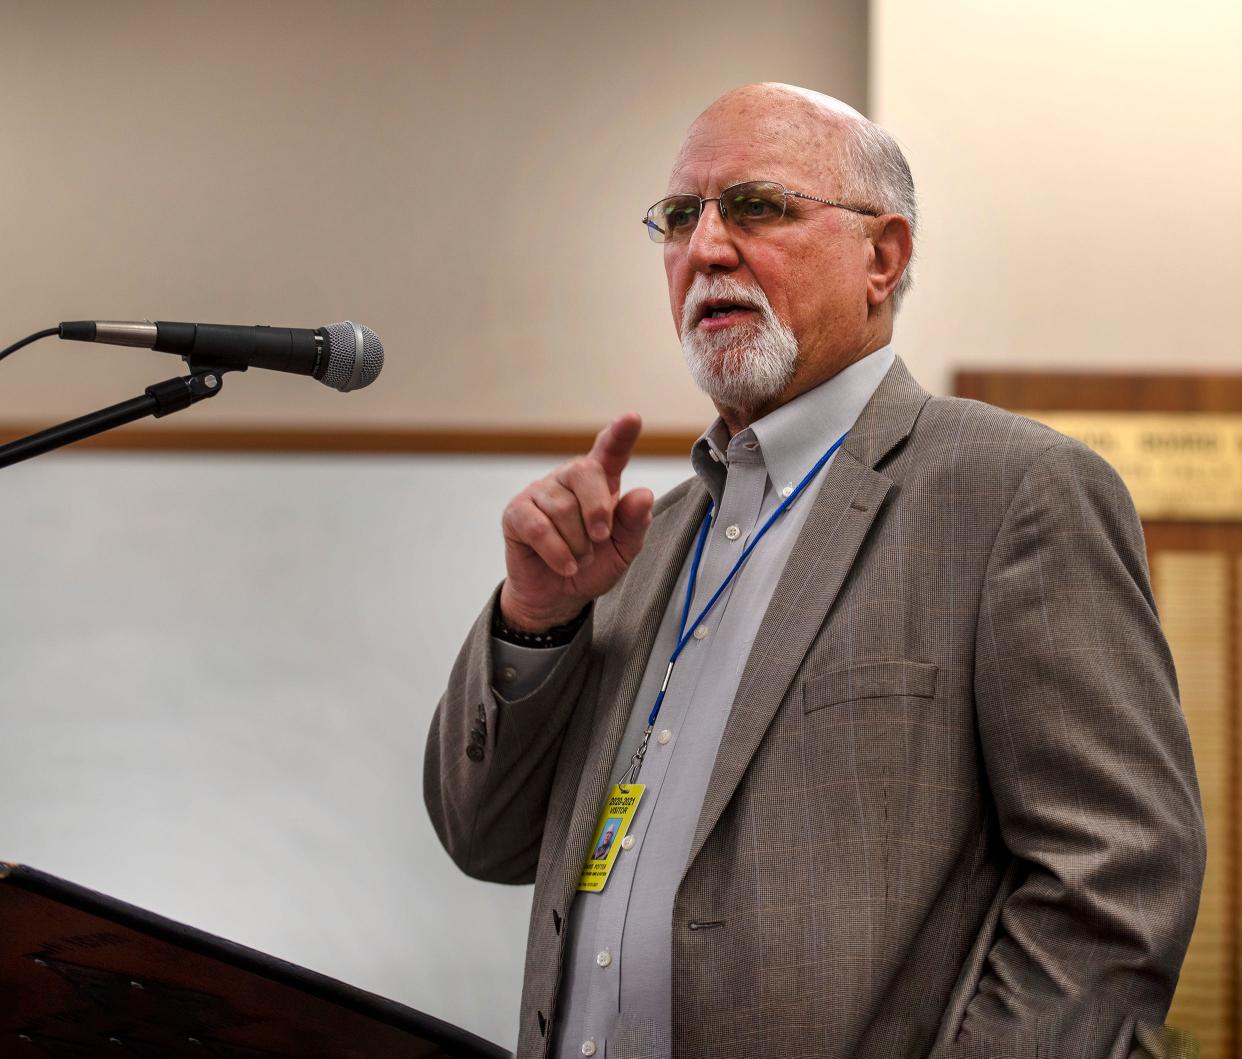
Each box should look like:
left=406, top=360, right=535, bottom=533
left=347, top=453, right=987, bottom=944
left=693, top=456, right=766, bottom=616
left=576, top=605, right=704, bottom=1055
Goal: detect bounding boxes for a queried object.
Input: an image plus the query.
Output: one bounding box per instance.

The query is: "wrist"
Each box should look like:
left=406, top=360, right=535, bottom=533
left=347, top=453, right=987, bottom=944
left=497, top=583, right=589, bottom=633
left=493, top=599, right=590, bottom=648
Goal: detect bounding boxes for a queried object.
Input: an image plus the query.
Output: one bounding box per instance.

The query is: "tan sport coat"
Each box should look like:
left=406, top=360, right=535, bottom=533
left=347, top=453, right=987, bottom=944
left=426, top=359, right=1205, bottom=1059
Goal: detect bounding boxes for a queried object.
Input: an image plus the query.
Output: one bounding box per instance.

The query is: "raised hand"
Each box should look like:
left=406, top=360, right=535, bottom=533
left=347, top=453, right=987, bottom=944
left=499, top=413, right=655, bottom=632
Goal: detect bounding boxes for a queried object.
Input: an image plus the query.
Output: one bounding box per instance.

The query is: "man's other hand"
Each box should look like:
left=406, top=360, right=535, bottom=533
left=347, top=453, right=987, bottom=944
left=499, top=413, right=655, bottom=632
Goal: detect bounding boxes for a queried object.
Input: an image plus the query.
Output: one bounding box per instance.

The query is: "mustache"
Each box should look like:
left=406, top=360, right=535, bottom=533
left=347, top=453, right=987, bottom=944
left=680, top=276, right=770, bottom=333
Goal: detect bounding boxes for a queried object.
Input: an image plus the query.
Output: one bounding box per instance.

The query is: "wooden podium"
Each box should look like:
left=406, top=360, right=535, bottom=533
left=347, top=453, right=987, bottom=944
left=956, top=369, right=1242, bottom=1059
left=0, top=862, right=510, bottom=1058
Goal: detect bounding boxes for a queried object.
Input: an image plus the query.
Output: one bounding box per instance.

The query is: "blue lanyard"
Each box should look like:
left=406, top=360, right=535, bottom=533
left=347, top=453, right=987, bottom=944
left=622, top=428, right=849, bottom=783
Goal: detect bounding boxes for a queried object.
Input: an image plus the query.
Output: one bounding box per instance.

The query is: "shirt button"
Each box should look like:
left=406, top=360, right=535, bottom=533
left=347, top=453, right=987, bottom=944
left=595, top=950, right=612, bottom=968
left=657, top=729, right=672, bottom=745
left=724, top=524, right=741, bottom=540
left=781, top=484, right=793, bottom=498
left=621, top=834, right=635, bottom=850
left=693, top=625, right=708, bottom=640
left=581, top=1041, right=597, bottom=1057
left=498, top=665, right=518, bottom=684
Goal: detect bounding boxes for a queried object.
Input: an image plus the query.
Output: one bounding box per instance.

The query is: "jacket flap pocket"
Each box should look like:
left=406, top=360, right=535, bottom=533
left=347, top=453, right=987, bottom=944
left=803, top=660, right=939, bottom=713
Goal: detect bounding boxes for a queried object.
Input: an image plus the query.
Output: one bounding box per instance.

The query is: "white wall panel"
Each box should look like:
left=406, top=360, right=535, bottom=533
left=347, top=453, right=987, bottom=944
left=0, top=451, right=692, bottom=1048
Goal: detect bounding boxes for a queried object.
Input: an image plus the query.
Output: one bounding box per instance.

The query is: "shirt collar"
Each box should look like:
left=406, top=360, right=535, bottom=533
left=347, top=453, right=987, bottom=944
left=690, top=344, right=896, bottom=508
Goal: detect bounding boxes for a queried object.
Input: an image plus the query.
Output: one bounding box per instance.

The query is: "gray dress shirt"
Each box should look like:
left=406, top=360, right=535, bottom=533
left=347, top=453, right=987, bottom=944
left=493, top=345, right=895, bottom=1059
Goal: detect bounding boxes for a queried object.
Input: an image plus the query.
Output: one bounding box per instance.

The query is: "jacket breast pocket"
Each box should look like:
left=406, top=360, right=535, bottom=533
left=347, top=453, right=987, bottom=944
left=802, top=660, right=939, bottom=714
left=794, top=661, right=943, bottom=918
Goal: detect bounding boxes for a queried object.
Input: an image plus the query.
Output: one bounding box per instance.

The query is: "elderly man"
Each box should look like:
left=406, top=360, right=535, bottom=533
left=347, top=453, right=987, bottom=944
left=425, top=83, right=1204, bottom=1059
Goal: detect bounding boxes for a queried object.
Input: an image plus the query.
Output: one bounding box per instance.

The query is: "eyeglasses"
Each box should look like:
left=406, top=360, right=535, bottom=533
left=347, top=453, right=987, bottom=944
left=643, top=179, right=880, bottom=244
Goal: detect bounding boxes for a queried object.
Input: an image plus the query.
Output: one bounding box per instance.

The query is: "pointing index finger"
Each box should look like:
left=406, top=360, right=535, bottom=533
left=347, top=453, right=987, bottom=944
left=588, top=413, right=643, bottom=492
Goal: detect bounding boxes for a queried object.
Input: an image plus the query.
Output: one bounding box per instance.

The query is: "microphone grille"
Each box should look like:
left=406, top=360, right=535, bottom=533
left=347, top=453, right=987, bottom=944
left=320, top=321, right=384, bottom=392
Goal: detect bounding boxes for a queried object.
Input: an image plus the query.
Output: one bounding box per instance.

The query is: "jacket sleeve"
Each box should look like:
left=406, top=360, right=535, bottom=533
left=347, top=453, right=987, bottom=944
left=423, top=586, right=595, bottom=884
left=946, top=440, right=1206, bottom=1058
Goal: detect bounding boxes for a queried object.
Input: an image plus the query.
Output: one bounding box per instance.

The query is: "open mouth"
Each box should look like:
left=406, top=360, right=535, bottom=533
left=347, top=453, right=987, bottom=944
left=696, top=300, right=759, bottom=328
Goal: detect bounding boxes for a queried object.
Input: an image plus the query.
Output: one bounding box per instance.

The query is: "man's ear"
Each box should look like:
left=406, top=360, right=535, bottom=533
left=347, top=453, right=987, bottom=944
left=865, top=214, right=913, bottom=307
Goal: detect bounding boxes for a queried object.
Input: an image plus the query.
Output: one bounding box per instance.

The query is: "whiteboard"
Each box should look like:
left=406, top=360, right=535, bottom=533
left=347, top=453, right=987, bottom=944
left=0, top=449, right=692, bottom=1049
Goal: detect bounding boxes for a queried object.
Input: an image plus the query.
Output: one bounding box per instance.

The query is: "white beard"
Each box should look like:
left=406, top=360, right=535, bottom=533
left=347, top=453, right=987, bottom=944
left=680, top=275, right=799, bottom=414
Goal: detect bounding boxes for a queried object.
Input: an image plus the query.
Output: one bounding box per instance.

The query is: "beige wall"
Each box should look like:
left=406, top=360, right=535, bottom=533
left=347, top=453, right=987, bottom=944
left=872, top=0, right=1242, bottom=396
left=6, top=3, right=1234, bottom=435
left=0, top=0, right=866, bottom=434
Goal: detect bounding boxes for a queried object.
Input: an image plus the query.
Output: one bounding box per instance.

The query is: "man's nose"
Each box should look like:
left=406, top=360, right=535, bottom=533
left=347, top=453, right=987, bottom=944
left=686, top=202, right=741, bottom=273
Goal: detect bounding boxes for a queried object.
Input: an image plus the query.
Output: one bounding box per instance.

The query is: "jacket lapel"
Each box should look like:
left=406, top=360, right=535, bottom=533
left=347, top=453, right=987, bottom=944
left=686, top=357, right=932, bottom=866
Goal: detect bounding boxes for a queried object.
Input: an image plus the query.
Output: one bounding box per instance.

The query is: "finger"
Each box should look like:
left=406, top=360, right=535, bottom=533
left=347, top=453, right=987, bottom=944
left=587, top=413, right=643, bottom=492
left=556, top=456, right=616, bottom=543
left=529, top=479, right=593, bottom=562
left=610, top=487, right=655, bottom=564
left=503, top=497, right=580, bottom=577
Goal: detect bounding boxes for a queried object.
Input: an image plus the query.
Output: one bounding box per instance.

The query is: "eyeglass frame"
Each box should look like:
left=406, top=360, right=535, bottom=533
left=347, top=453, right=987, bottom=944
left=643, top=180, right=881, bottom=242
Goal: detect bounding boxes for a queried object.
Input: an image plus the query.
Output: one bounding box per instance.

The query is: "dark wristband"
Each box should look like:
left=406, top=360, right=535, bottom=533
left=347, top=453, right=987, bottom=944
left=492, top=602, right=590, bottom=648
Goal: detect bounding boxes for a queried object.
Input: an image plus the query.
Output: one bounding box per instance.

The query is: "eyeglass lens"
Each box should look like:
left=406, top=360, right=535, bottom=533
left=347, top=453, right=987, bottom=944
left=645, top=181, right=789, bottom=243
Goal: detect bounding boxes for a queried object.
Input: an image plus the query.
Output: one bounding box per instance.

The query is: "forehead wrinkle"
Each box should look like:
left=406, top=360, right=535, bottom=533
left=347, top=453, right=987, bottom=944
left=668, top=128, right=787, bottom=193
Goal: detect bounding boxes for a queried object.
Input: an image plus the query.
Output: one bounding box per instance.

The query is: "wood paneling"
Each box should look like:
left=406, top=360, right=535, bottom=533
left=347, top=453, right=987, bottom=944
left=954, top=370, right=1242, bottom=414
left=1157, top=552, right=1235, bottom=1057
left=0, top=424, right=701, bottom=458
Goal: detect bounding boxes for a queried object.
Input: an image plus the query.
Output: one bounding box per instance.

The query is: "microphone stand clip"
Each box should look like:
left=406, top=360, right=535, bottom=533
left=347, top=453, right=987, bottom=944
left=0, top=360, right=244, bottom=470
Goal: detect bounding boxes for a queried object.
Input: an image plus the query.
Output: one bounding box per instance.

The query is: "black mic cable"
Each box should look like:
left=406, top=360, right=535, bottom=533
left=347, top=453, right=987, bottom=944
left=0, top=327, right=58, bottom=364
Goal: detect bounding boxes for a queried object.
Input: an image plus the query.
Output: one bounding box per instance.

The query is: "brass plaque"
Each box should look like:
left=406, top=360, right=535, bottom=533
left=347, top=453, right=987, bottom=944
left=1019, top=413, right=1242, bottom=521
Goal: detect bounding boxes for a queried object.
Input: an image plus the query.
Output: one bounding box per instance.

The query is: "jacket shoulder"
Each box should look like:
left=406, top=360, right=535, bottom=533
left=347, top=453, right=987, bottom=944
left=918, top=394, right=1073, bottom=451
left=907, top=394, right=1111, bottom=473
left=884, top=394, right=1136, bottom=524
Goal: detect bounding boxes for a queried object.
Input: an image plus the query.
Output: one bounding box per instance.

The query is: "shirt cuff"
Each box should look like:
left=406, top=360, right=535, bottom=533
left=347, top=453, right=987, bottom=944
left=491, top=637, right=573, bottom=701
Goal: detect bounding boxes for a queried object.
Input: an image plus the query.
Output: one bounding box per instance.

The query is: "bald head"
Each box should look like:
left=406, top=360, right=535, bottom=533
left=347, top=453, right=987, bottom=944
left=697, top=82, right=866, bottom=130
left=673, top=83, right=866, bottom=188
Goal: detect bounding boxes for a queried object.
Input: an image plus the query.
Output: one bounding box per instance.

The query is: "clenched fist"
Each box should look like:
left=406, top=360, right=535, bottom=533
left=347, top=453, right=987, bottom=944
left=499, top=413, right=655, bottom=632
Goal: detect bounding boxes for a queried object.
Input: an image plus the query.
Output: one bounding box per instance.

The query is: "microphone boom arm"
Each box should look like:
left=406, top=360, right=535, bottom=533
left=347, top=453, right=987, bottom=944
left=0, top=364, right=236, bottom=470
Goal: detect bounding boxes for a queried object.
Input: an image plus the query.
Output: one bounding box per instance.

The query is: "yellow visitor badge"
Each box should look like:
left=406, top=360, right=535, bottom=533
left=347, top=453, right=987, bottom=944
left=578, top=783, right=645, bottom=892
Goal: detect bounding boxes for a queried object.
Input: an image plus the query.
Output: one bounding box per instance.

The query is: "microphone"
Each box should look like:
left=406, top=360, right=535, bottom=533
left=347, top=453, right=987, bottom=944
left=56, top=319, right=384, bottom=392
